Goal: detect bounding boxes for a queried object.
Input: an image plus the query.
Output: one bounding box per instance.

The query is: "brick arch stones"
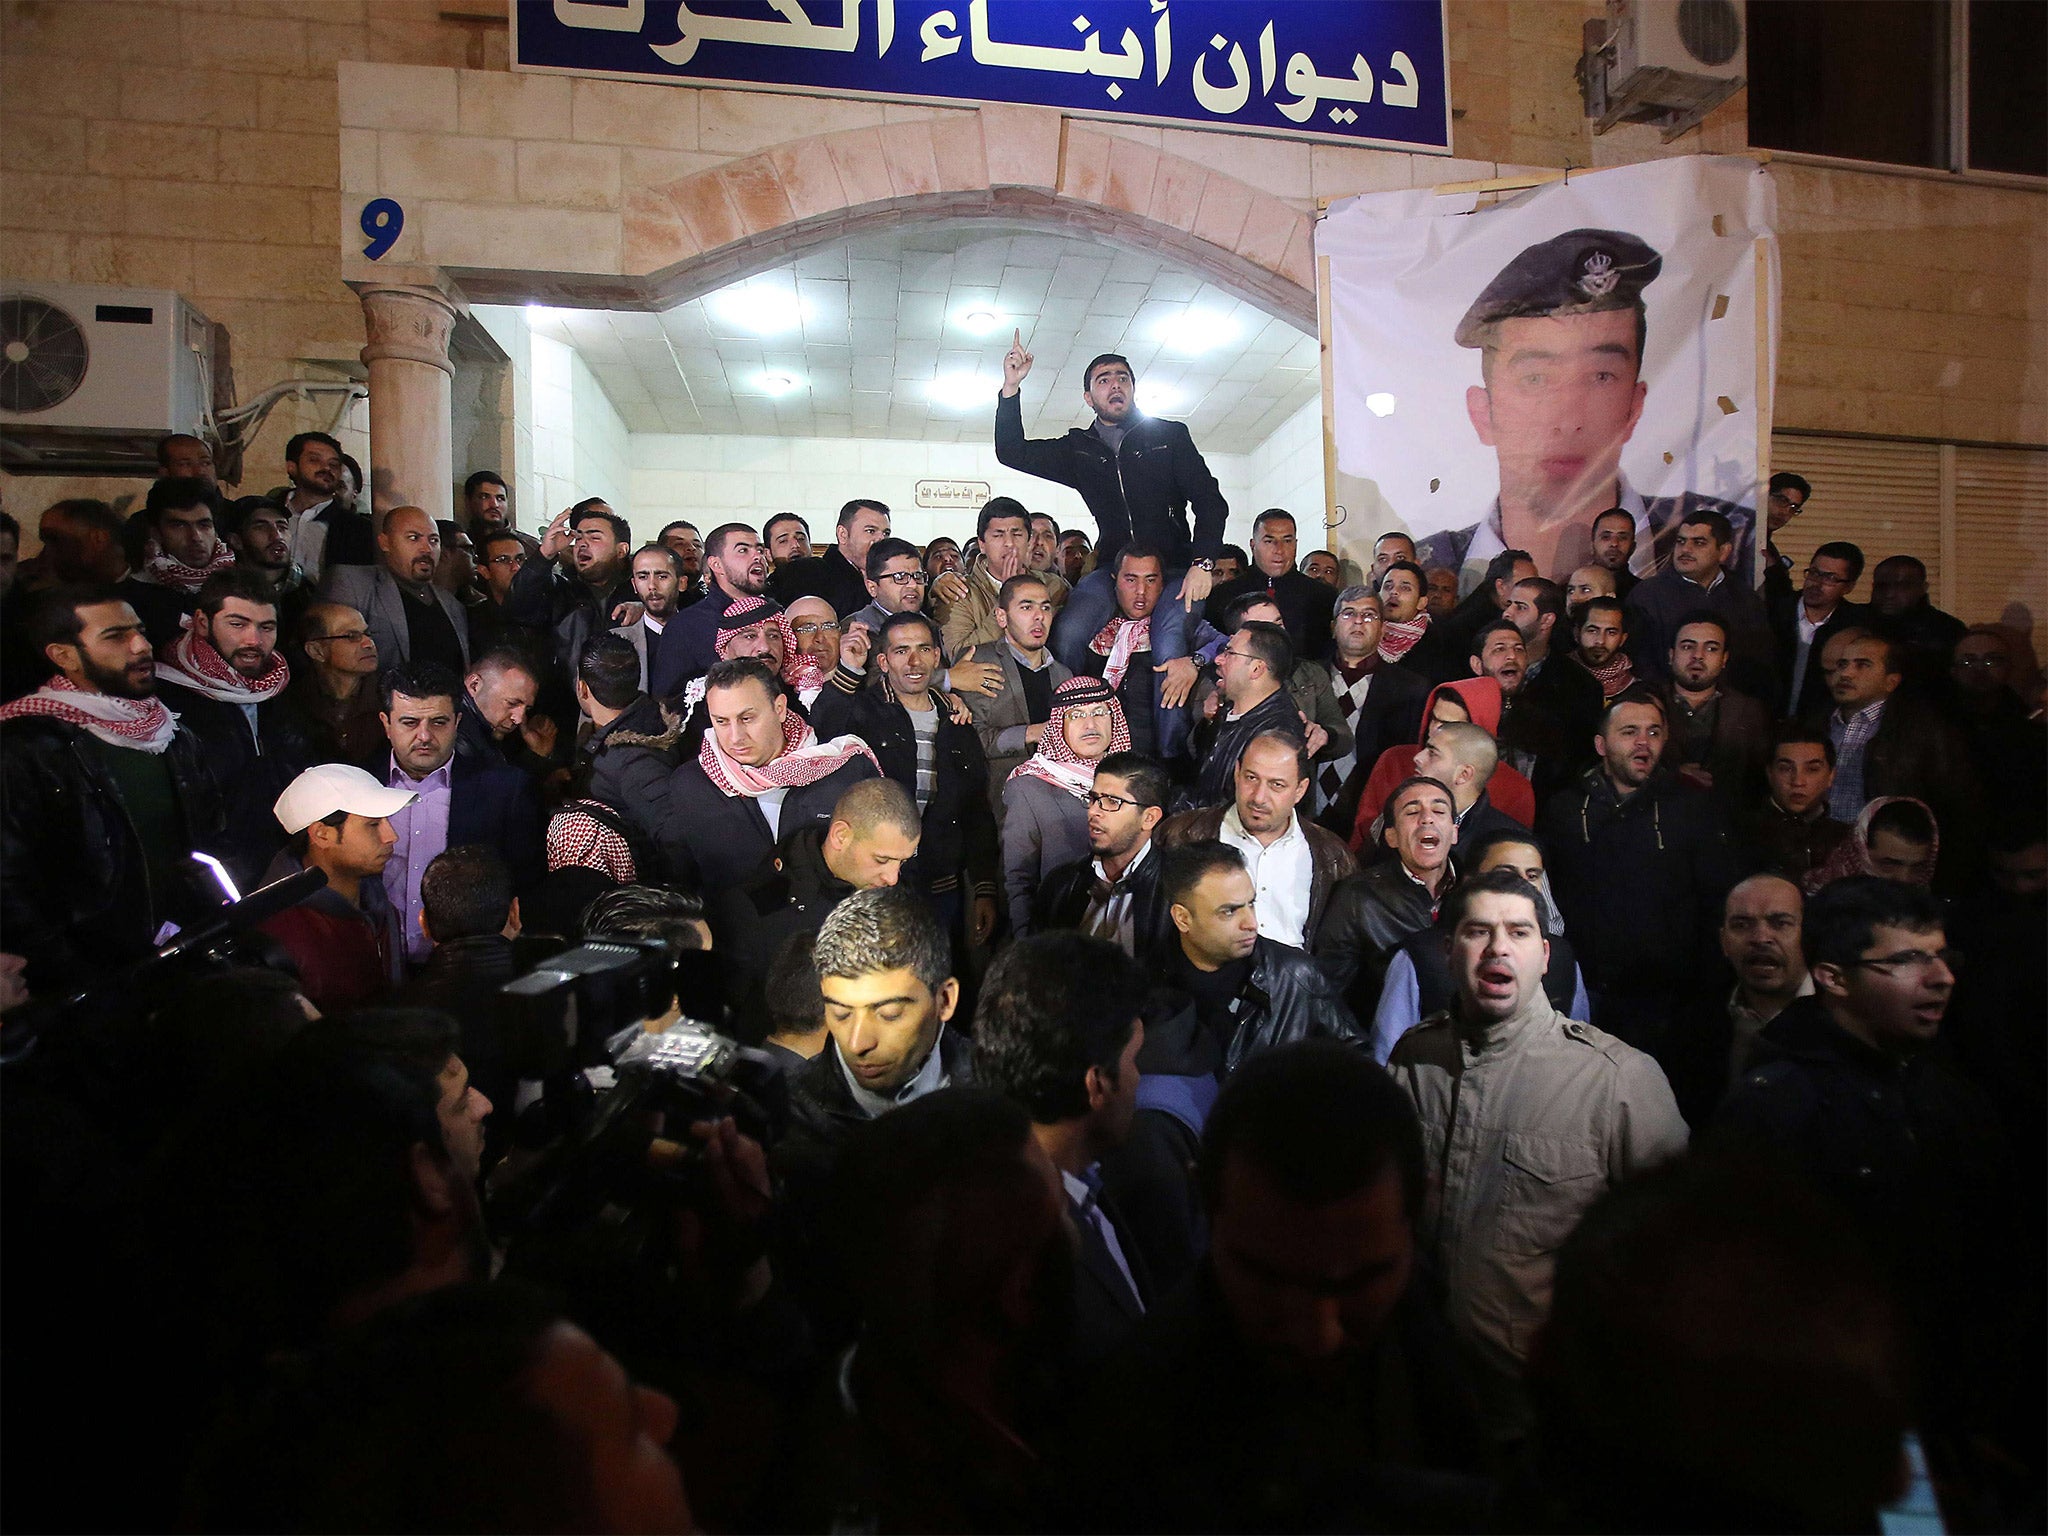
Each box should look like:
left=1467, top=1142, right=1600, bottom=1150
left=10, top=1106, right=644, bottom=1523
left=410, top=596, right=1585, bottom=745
left=453, top=105, right=1317, bottom=331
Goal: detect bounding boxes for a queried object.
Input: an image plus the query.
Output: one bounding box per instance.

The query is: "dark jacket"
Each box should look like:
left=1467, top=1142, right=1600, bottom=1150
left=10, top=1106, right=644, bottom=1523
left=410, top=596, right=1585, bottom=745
left=116, top=576, right=195, bottom=650
left=1509, top=653, right=1604, bottom=798
left=399, top=932, right=523, bottom=1151
left=503, top=554, right=632, bottom=688
left=446, top=749, right=547, bottom=894
left=454, top=693, right=557, bottom=783
left=1189, top=685, right=1305, bottom=810
left=994, top=392, right=1227, bottom=569
left=647, top=584, right=741, bottom=699
left=1818, top=691, right=1985, bottom=882
left=1662, top=684, right=1771, bottom=811
left=810, top=679, right=999, bottom=900
left=1625, top=566, right=1778, bottom=701
left=1032, top=842, right=1172, bottom=961
left=577, top=693, right=683, bottom=848
left=1314, top=859, right=1448, bottom=1016
left=657, top=753, right=878, bottom=896
left=1874, top=598, right=1968, bottom=696
left=1157, top=804, right=1357, bottom=942
left=1768, top=591, right=1868, bottom=719
left=1315, top=661, right=1429, bottom=839
left=1736, top=796, right=1851, bottom=883
left=710, top=827, right=855, bottom=1039
left=768, top=546, right=871, bottom=621
left=0, top=716, right=225, bottom=992
left=152, top=679, right=309, bottom=886
left=1537, top=769, right=1741, bottom=1001
left=1195, top=935, right=1368, bottom=1073
left=1204, top=567, right=1336, bottom=661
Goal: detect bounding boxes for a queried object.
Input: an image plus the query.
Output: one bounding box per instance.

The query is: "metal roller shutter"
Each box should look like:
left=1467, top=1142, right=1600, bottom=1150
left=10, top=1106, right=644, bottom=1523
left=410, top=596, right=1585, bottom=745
left=1952, top=445, right=2048, bottom=628
left=1768, top=433, right=1943, bottom=599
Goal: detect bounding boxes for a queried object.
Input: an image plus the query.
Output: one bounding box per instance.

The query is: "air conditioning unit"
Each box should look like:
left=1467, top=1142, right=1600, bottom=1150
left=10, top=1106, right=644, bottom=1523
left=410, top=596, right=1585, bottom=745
left=1579, top=0, right=1746, bottom=140
left=0, top=284, right=210, bottom=434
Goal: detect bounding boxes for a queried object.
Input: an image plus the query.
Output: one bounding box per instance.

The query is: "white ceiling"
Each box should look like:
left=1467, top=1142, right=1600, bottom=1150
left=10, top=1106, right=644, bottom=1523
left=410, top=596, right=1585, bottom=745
left=525, top=220, right=1319, bottom=454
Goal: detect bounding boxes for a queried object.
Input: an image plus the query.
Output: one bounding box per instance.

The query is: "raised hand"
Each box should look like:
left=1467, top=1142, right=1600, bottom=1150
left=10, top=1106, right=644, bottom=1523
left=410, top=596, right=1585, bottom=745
left=1000, top=327, right=1034, bottom=396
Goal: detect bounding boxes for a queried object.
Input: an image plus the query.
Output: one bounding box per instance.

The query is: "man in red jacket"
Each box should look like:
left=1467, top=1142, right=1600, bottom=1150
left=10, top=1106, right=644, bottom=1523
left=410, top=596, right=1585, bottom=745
left=261, top=763, right=416, bottom=1012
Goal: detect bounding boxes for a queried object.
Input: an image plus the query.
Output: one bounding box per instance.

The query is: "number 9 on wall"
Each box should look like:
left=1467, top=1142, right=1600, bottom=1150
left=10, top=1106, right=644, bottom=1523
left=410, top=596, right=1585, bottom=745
left=360, top=198, right=405, bottom=260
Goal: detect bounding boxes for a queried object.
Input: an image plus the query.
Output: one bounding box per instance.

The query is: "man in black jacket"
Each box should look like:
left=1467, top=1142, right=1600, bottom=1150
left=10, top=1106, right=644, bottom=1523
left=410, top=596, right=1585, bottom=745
left=1034, top=751, right=1171, bottom=957
left=997, top=338, right=1228, bottom=718
left=1539, top=690, right=1740, bottom=1064
left=711, top=778, right=923, bottom=1038
left=572, top=633, right=683, bottom=853
left=1192, top=620, right=1305, bottom=809
left=1202, top=509, right=1335, bottom=662
left=1315, top=775, right=1460, bottom=1016
left=768, top=498, right=891, bottom=620
left=1161, top=839, right=1366, bottom=1072
left=649, top=521, right=770, bottom=697
left=503, top=500, right=633, bottom=694
left=400, top=843, right=522, bottom=1157
left=0, top=585, right=226, bottom=991
left=657, top=658, right=878, bottom=894
left=151, top=568, right=306, bottom=885
left=1769, top=539, right=1866, bottom=720
left=811, top=611, right=1000, bottom=946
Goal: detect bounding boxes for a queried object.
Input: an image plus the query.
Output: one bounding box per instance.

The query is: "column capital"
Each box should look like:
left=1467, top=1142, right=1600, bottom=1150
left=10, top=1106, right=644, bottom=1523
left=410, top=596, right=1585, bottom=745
left=358, top=284, right=461, bottom=377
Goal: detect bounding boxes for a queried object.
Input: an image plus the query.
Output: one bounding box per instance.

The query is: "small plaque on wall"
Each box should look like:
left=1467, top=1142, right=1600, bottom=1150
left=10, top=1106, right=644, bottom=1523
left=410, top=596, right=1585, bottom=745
left=914, top=480, right=991, bottom=510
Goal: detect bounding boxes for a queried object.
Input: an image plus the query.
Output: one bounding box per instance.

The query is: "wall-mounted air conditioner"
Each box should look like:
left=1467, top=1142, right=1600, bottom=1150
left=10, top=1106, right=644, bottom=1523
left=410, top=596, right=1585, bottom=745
left=0, top=284, right=210, bottom=435
left=1579, top=0, right=1747, bottom=140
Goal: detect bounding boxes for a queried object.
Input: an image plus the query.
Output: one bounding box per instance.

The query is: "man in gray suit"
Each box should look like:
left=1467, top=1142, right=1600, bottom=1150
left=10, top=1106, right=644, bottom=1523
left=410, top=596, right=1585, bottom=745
left=322, top=505, right=470, bottom=676
left=963, top=571, right=1071, bottom=818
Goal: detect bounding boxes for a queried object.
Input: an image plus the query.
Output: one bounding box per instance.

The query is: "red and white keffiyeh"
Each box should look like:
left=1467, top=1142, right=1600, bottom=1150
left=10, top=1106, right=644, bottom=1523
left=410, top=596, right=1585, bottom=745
left=698, top=707, right=878, bottom=798
left=1582, top=651, right=1637, bottom=700
left=547, top=800, right=638, bottom=882
left=1377, top=612, right=1431, bottom=663
left=155, top=625, right=289, bottom=703
left=1089, top=614, right=1152, bottom=689
left=1006, top=675, right=1129, bottom=799
left=0, top=675, right=178, bottom=754
left=139, top=541, right=236, bottom=594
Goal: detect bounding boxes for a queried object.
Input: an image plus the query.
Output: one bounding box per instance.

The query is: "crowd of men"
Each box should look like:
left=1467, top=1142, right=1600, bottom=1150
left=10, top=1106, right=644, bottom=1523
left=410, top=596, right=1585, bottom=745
left=0, top=342, right=2041, bottom=1533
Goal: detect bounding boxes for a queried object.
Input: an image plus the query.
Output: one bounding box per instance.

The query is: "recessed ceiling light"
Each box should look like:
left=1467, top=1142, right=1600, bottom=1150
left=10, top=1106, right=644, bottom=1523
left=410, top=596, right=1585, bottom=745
left=709, top=284, right=805, bottom=336
left=1366, top=392, right=1398, bottom=418
left=755, top=371, right=805, bottom=398
left=927, top=373, right=996, bottom=410
left=1153, top=310, right=1239, bottom=356
left=1136, top=380, right=1181, bottom=414
left=958, top=308, right=1004, bottom=336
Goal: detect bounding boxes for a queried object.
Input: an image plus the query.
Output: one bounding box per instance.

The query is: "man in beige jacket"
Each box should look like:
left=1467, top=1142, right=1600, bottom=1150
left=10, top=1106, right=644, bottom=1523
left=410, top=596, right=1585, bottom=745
left=931, top=496, right=1068, bottom=659
left=1388, top=865, right=1687, bottom=1441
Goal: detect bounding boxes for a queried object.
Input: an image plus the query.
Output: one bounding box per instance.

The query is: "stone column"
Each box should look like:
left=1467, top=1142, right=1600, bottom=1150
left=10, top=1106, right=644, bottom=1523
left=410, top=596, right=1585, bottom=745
left=357, top=284, right=459, bottom=519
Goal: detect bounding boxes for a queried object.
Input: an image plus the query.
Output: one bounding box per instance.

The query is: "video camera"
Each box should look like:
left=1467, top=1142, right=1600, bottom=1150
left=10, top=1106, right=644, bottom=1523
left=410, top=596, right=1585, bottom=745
left=483, top=937, right=790, bottom=1247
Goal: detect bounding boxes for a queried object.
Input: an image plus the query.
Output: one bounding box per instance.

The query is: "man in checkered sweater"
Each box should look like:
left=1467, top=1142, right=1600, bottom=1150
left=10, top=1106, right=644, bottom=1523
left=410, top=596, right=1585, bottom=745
left=1313, top=584, right=1429, bottom=837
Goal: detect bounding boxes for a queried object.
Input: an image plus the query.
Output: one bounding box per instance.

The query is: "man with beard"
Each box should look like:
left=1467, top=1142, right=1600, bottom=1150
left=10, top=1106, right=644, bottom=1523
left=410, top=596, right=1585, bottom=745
left=1625, top=509, right=1775, bottom=701
left=1058, top=1041, right=1488, bottom=1535
left=1315, top=586, right=1428, bottom=835
left=1565, top=562, right=1616, bottom=610
left=1072, top=544, right=1208, bottom=763
left=1032, top=752, right=1172, bottom=957
left=322, top=505, right=469, bottom=680
left=1868, top=554, right=1967, bottom=694
left=507, top=501, right=633, bottom=695
left=1416, top=230, right=1751, bottom=592
left=1390, top=868, right=1686, bottom=1441
left=272, top=431, right=373, bottom=582
left=1539, top=691, right=1740, bottom=1069
left=0, top=585, right=225, bottom=989
left=658, top=520, right=706, bottom=603
left=762, top=512, right=813, bottom=569
left=226, top=496, right=315, bottom=642
left=1569, top=595, right=1636, bottom=701
left=155, top=432, right=217, bottom=488
left=1192, top=619, right=1307, bottom=809
left=461, top=471, right=513, bottom=539
left=129, top=476, right=235, bottom=645
left=1504, top=576, right=1602, bottom=782
left=1715, top=874, right=1812, bottom=1093
left=153, top=569, right=306, bottom=884
left=1027, top=511, right=1062, bottom=579
left=1058, top=529, right=1092, bottom=585
left=1588, top=507, right=1640, bottom=601
left=770, top=498, right=892, bottom=619
left=651, top=521, right=770, bottom=696
left=611, top=543, right=683, bottom=693
left=1663, top=613, right=1769, bottom=810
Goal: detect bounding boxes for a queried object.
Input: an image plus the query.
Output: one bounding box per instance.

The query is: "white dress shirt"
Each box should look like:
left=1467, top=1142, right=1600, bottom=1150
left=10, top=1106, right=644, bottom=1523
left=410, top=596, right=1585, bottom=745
left=1218, top=804, right=1314, bottom=947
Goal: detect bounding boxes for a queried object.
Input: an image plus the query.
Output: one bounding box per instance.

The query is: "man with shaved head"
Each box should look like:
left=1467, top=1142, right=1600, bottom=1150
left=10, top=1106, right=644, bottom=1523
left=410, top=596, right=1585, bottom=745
left=1409, top=718, right=1529, bottom=859
left=322, top=506, right=471, bottom=677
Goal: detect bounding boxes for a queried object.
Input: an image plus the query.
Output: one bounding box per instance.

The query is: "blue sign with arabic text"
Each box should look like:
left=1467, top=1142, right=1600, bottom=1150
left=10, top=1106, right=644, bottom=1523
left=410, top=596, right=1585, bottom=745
left=514, top=0, right=1450, bottom=154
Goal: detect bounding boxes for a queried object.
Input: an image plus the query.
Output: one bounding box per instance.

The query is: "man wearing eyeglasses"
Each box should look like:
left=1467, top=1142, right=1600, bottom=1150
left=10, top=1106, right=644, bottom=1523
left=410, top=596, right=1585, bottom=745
left=1032, top=752, right=1172, bottom=959
left=1769, top=538, right=1866, bottom=719
left=1717, top=876, right=2009, bottom=1464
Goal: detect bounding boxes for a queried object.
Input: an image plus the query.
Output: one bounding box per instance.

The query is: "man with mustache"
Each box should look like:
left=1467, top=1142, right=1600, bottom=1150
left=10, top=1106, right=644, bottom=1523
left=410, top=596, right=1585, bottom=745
left=1389, top=866, right=1686, bottom=1442
left=1538, top=690, right=1741, bottom=1075
left=1315, top=775, right=1461, bottom=1018
left=651, top=522, right=771, bottom=697
left=1417, top=230, right=1752, bottom=595
left=270, top=431, right=373, bottom=582
left=323, top=506, right=471, bottom=679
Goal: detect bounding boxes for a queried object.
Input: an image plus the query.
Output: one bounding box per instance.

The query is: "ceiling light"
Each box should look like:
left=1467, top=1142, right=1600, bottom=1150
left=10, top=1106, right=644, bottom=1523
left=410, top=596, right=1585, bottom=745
left=709, top=284, right=805, bottom=336
left=958, top=308, right=1004, bottom=336
left=1136, top=380, right=1181, bottom=414
left=927, top=373, right=996, bottom=410
left=755, top=371, right=805, bottom=398
left=1366, top=392, right=1398, bottom=418
left=1153, top=310, right=1239, bottom=355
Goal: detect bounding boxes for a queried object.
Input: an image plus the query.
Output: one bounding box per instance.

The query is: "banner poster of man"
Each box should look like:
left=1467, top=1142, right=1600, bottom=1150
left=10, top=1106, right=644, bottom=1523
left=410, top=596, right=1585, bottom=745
left=1317, top=154, right=1779, bottom=596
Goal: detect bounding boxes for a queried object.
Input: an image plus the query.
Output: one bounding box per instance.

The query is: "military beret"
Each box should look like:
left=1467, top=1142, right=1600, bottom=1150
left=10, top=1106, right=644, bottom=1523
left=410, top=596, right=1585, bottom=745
left=1456, top=227, right=1664, bottom=348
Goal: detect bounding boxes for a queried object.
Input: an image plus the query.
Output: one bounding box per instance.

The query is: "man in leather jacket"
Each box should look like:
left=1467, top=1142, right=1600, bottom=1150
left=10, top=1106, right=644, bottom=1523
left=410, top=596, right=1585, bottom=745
left=1316, top=775, right=1460, bottom=1017
left=1159, top=838, right=1366, bottom=1073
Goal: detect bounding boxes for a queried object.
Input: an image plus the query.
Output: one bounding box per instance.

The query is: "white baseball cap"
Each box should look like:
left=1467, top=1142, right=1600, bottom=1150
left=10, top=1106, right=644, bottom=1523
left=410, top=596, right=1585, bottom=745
left=274, top=763, right=419, bottom=833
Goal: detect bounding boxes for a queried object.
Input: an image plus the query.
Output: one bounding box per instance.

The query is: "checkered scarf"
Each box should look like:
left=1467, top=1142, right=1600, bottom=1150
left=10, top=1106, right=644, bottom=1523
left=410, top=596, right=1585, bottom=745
left=1089, top=614, right=1152, bottom=689
left=698, top=707, right=878, bottom=797
left=0, top=675, right=178, bottom=753
left=1377, top=612, right=1431, bottom=662
left=1582, top=651, right=1636, bottom=699
left=155, top=624, right=289, bottom=704
left=139, top=540, right=236, bottom=594
left=1006, top=675, right=1129, bottom=799
left=546, top=800, right=637, bottom=882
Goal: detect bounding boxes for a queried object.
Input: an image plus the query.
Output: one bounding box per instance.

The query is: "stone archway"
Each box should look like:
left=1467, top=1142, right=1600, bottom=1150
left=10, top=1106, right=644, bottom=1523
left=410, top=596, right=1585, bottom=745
left=454, top=106, right=1316, bottom=329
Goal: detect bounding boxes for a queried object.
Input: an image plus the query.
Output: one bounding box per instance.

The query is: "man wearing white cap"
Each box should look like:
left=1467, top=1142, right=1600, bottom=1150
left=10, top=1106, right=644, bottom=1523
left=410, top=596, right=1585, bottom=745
left=259, top=763, right=416, bottom=1013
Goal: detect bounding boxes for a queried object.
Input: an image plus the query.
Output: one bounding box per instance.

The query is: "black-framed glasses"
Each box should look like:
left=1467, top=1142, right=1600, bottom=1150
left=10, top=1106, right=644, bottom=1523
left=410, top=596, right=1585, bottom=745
left=1802, top=567, right=1850, bottom=585
left=875, top=570, right=928, bottom=588
left=1084, top=790, right=1154, bottom=813
left=1844, top=947, right=1958, bottom=975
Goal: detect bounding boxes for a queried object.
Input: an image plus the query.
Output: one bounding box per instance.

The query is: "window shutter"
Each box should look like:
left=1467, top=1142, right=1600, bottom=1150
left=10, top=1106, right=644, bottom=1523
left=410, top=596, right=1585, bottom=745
left=1951, top=446, right=2048, bottom=628
left=1768, top=434, right=1943, bottom=597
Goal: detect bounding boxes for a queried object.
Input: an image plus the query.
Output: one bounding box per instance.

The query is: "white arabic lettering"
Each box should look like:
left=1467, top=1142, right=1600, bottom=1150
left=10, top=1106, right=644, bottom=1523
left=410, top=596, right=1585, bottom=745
left=1190, top=31, right=1248, bottom=115
left=652, top=0, right=889, bottom=66
left=1151, top=0, right=1170, bottom=87
left=967, top=0, right=1141, bottom=87
left=1384, top=48, right=1420, bottom=108
left=553, top=0, right=646, bottom=30
left=920, top=6, right=961, bottom=60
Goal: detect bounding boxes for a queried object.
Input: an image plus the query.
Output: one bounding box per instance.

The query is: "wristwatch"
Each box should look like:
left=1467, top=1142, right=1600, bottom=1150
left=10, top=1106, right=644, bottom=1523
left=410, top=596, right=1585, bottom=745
left=1191, top=558, right=1214, bottom=572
